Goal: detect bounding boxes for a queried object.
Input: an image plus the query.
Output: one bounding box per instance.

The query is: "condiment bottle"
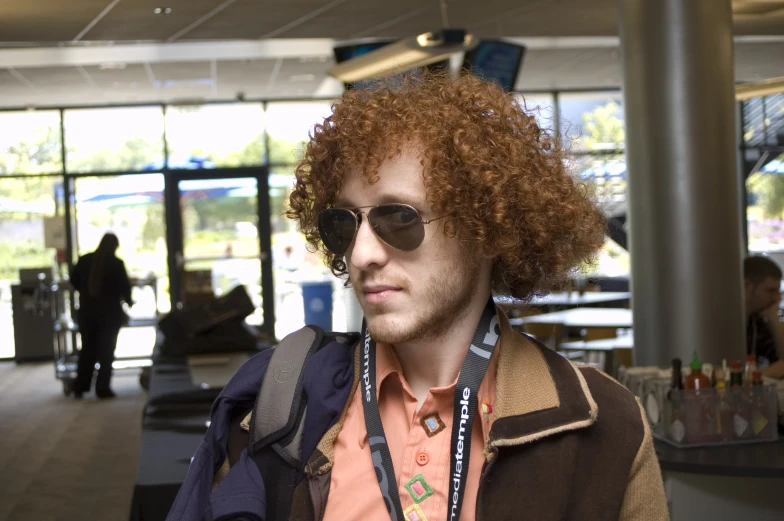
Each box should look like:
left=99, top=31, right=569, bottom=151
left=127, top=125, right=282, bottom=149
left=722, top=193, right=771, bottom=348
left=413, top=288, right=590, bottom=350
left=729, top=360, right=744, bottom=387
left=743, top=355, right=757, bottom=387
left=685, top=352, right=711, bottom=391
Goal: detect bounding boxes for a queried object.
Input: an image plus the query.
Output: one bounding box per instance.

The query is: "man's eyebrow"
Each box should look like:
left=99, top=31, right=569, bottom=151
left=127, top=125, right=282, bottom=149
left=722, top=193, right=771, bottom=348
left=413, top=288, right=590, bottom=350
left=333, top=198, right=354, bottom=208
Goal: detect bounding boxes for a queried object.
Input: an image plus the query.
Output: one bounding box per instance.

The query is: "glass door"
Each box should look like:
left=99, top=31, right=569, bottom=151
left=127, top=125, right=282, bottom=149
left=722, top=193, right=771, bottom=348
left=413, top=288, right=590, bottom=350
left=165, top=168, right=274, bottom=338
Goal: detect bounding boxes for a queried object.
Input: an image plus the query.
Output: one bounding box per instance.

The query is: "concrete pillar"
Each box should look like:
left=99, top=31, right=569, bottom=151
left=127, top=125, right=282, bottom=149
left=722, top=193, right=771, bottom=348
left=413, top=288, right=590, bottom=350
left=618, top=0, right=746, bottom=366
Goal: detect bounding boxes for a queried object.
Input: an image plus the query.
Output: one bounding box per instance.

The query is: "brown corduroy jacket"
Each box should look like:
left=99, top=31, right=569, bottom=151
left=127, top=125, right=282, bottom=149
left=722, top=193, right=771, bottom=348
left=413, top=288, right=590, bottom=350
left=228, top=311, right=669, bottom=521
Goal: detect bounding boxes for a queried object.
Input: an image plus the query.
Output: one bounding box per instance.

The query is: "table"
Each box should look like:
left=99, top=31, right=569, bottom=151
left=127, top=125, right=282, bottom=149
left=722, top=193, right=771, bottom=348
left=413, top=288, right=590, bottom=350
left=144, top=353, right=250, bottom=414
left=560, top=335, right=634, bottom=351
left=129, top=427, right=208, bottom=521
left=187, top=353, right=251, bottom=389
left=655, top=438, right=784, bottom=520
left=496, top=291, right=630, bottom=309
left=511, top=308, right=633, bottom=329
left=131, top=351, right=244, bottom=521
left=558, top=335, right=634, bottom=375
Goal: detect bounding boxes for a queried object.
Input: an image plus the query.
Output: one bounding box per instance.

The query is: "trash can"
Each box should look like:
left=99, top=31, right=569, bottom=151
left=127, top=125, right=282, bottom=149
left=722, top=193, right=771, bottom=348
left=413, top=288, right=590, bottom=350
left=301, top=281, right=333, bottom=331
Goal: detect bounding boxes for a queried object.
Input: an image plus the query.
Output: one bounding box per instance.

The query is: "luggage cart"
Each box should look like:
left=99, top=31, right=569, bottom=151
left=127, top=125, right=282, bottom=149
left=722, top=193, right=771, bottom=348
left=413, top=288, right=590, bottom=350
left=49, top=279, right=80, bottom=395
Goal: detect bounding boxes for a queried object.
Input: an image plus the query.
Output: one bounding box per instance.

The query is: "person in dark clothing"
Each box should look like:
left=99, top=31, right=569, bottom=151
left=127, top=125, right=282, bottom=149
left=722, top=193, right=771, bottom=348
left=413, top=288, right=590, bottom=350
left=744, top=255, right=784, bottom=378
left=70, top=233, right=133, bottom=398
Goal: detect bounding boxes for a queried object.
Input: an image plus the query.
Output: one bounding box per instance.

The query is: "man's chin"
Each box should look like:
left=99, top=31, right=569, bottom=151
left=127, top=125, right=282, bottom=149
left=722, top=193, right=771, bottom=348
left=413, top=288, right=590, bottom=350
left=364, top=314, right=412, bottom=344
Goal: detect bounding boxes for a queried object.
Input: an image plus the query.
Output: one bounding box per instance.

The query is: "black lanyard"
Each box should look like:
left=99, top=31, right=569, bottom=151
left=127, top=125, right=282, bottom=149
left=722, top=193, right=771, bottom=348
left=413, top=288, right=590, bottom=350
left=360, top=300, right=499, bottom=521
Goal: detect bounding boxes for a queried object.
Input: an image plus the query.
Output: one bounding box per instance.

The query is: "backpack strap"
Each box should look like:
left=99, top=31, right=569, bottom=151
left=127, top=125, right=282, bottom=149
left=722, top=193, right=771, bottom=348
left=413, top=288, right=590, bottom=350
left=248, top=326, right=358, bottom=521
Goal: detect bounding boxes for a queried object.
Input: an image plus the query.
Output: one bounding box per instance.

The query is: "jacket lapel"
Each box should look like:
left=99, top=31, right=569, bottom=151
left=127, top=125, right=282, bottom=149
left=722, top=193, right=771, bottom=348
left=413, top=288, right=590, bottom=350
left=489, top=310, right=598, bottom=449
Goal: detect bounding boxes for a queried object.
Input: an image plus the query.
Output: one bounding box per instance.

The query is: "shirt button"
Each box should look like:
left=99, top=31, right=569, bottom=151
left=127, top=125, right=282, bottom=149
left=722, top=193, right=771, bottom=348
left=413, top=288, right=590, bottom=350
left=416, top=452, right=430, bottom=466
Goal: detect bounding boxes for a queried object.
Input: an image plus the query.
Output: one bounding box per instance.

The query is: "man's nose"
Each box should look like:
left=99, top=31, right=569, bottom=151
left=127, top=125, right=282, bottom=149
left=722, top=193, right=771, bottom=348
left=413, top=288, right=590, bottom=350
left=348, top=215, right=390, bottom=270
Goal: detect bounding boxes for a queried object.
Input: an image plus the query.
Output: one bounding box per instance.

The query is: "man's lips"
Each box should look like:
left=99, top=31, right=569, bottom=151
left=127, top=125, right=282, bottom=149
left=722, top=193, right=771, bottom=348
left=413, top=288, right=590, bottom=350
left=362, top=285, right=402, bottom=304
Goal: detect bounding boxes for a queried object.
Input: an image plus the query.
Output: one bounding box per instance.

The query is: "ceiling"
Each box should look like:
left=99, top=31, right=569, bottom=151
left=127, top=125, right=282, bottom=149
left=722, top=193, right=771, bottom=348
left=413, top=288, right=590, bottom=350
left=2, top=0, right=783, bottom=42
left=0, top=0, right=782, bottom=108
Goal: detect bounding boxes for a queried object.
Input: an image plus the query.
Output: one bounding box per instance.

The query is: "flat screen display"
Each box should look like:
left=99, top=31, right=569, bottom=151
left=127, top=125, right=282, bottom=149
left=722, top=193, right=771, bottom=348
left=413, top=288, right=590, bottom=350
left=462, top=40, right=526, bottom=92
left=333, top=42, right=450, bottom=90
left=333, top=41, right=394, bottom=64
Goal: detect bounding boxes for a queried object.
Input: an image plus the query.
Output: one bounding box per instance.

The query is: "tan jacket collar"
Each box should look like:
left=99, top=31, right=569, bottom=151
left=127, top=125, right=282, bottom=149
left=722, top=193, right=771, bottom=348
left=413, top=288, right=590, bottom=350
left=489, top=310, right=598, bottom=450
left=307, top=307, right=598, bottom=475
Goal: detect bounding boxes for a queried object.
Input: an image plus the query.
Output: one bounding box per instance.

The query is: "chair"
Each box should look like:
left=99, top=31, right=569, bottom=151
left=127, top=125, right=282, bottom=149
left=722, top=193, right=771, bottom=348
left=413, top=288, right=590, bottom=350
left=580, top=327, right=617, bottom=341
left=522, top=322, right=563, bottom=351
left=579, top=327, right=617, bottom=369
left=613, top=347, right=634, bottom=373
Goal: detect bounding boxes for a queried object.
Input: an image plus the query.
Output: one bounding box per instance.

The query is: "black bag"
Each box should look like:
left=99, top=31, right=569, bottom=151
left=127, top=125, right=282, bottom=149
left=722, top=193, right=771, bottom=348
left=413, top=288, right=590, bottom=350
left=159, top=285, right=256, bottom=342
left=246, top=326, right=359, bottom=521
left=158, top=319, right=265, bottom=359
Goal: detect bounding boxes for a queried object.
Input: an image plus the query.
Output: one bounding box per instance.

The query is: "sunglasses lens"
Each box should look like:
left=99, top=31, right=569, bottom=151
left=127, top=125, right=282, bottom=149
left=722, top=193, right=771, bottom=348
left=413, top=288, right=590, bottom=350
left=368, top=204, right=425, bottom=252
left=318, top=208, right=357, bottom=255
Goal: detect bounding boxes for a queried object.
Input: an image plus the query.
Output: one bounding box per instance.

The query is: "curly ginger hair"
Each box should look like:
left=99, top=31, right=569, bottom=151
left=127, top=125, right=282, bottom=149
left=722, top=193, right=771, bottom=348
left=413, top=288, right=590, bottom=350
left=287, top=70, right=606, bottom=298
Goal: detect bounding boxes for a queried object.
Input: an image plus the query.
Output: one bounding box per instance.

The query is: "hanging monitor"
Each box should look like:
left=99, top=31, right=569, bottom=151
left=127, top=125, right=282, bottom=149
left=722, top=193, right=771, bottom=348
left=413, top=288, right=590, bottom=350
left=333, top=40, right=393, bottom=90
left=333, top=41, right=451, bottom=90
left=463, top=40, right=526, bottom=92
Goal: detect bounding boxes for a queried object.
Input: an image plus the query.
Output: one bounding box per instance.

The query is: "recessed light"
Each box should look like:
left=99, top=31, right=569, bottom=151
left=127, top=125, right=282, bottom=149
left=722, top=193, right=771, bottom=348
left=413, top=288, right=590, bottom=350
left=299, top=56, right=328, bottom=63
left=290, top=74, right=316, bottom=82
left=154, top=7, right=172, bottom=15
left=100, top=62, right=127, bottom=70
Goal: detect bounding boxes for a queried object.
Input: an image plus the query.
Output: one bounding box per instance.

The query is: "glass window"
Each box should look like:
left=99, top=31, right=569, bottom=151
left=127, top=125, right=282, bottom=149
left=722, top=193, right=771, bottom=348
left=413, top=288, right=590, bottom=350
left=0, top=176, right=59, bottom=358
left=0, top=111, right=62, bottom=175
left=176, top=176, right=264, bottom=327
left=746, top=154, right=784, bottom=253
left=64, top=107, right=164, bottom=173
left=266, top=101, right=334, bottom=164
left=764, top=94, right=784, bottom=147
left=568, top=153, right=629, bottom=277
left=743, top=97, right=767, bottom=148
left=559, top=92, right=625, bottom=152
left=165, top=103, right=266, bottom=168
left=269, top=166, right=333, bottom=338
left=585, top=239, right=631, bottom=278
left=516, top=93, right=556, bottom=134
left=73, top=174, right=169, bottom=315
left=570, top=154, right=627, bottom=204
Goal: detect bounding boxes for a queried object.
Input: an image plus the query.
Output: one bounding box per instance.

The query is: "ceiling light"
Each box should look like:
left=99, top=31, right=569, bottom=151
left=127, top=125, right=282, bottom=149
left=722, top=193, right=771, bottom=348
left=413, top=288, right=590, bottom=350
left=327, top=29, right=476, bottom=83
left=299, top=56, right=328, bottom=63
left=732, top=0, right=784, bottom=15
left=154, top=7, right=172, bottom=15
left=99, top=62, right=127, bottom=70
left=290, top=74, right=316, bottom=82
left=736, top=76, right=784, bottom=99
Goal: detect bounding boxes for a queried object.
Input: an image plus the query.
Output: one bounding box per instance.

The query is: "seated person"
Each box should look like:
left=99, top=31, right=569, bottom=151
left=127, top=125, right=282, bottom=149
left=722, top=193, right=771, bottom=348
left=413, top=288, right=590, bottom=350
left=745, top=255, right=784, bottom=378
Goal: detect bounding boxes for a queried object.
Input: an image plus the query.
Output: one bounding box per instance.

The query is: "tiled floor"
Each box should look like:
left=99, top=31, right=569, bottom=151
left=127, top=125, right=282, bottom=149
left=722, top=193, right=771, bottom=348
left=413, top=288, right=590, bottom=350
left=0, top=361, right=147, bottom=521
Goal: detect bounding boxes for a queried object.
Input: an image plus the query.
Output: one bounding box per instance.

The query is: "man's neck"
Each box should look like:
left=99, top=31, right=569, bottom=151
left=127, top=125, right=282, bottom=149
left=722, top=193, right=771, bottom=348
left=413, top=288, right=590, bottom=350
left=391, top=293, right=491, bottom=406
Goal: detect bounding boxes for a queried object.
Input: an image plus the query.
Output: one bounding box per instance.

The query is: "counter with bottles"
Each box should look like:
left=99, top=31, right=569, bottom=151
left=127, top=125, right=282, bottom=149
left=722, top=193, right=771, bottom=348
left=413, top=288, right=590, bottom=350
left=620, top=354, right=784, bottom=520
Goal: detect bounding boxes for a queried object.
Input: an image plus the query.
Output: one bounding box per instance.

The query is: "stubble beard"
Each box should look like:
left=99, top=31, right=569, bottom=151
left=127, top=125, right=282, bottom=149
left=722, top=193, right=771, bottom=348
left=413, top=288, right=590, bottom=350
left=358, top=253, right=479, bottom=344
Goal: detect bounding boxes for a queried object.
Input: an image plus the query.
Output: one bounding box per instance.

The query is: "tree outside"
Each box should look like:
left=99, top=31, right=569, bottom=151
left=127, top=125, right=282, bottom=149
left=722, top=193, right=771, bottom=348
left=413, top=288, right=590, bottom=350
left=569, top=100, right=630, bottom=276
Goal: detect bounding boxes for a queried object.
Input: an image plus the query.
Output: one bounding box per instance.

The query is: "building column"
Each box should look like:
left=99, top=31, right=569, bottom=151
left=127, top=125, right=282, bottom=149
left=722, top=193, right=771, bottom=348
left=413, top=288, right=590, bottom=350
left=618, top=0, right=745, bottom=366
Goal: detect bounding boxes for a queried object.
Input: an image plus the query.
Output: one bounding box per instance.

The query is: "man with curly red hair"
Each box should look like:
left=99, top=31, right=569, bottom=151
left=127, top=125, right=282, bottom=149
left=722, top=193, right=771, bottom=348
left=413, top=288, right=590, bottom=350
left=170, top=72, right=668, bottom=521
left=285, top=72, right=667, bottom=521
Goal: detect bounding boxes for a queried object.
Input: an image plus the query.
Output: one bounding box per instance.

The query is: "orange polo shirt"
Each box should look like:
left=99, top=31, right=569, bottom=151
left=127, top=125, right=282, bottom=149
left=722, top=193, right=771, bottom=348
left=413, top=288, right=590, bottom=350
left=322, top=342, right=498, bottom=521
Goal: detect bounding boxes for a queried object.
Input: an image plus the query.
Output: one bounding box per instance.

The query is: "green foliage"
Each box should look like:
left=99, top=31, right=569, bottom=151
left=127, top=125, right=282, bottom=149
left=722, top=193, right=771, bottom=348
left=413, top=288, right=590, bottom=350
left=748, top=171, right=784, bottom=218
left=268, top=136, right=305, bottom=164
left=141, top=204, right=164, bottom=249
left=581, top=101, right=625, bottom=150
left=185, top=196, right=256, bottom=232
left=66, top=136, right=163, bottom=172
left=0, top=241, right=52, bottom=280
left=220, top=133, right=265, bottom=167
left=0, top=125, right=62, bottom=175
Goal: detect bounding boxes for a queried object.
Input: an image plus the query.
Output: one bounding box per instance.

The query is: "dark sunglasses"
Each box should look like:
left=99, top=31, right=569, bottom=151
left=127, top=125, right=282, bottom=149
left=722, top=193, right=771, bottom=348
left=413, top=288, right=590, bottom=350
left=318, top=203, right=448, bottom=255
